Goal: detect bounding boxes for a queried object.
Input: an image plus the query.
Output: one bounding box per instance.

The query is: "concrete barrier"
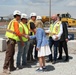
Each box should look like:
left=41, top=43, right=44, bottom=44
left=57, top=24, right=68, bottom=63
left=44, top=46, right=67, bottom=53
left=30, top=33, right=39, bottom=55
left=0, top=38, right=6, bottom=51
left=68, top=40, right=76, bottom=54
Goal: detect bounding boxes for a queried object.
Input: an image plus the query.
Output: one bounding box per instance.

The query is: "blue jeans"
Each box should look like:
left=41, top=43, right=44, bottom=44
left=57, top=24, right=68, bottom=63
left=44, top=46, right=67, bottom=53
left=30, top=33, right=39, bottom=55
left=16, top=41, right=28, bottom=67
left=27, top=39, right=34, bottom=61
left=49, top=37, right=59, bottom=61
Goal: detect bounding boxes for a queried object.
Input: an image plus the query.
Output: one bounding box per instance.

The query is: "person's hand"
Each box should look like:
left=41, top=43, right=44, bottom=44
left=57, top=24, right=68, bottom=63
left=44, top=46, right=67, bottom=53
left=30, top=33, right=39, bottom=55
left=49, top=32, right=53, bottom=36
left=36, top=48, right=39, bottom=51
left=24, top=35, right=29, bottom=38
left=55, top=35, right=58, bottom=40
left=21, top=42, right=24, bottom=46
left=65, top=38, right=68, bottom=42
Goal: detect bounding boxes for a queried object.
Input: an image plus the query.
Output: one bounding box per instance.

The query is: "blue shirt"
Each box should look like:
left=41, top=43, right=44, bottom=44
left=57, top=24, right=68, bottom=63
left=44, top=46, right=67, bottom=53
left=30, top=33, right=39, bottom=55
left=30, top=28, right=49, bottom=48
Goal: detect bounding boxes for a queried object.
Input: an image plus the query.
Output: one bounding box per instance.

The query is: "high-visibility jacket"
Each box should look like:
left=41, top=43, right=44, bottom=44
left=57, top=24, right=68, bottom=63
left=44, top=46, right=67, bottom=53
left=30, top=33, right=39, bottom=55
left=27, top=19, right=35, bottom=35
left=17, top=22, right=29, bottom=42
left=49, top=21, right=61, bottom=37
left=5, top=19, right=20, bottom=41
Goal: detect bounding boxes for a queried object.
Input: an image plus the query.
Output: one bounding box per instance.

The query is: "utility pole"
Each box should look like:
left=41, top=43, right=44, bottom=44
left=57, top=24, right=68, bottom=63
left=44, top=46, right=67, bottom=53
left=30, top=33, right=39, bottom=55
left=49, top=0, right=51, bottom=24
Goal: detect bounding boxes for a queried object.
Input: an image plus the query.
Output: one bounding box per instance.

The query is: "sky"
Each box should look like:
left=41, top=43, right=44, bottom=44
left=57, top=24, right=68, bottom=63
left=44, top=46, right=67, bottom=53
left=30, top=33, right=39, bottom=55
left=0, top=0, right=76, bottom=18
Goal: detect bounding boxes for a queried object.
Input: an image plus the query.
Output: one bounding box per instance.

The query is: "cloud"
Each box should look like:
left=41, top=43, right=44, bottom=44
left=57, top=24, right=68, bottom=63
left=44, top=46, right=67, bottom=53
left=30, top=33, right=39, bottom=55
left=29, top=0, right=49, bottom=3
left=68, top=0, right=76, bottom=6
left=0, top=5, right=28, bottom=16
left=0, top=0, right=28, bottom=5
left=51, top=0, right=64, bottom=3
left=0, top=0, right=76, bottom=18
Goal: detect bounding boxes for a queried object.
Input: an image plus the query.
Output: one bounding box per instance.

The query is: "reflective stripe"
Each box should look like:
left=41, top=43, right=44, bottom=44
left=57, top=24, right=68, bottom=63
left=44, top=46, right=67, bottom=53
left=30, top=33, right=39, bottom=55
left=6, top=29, right=16, bottom=34
left=5, top=19, right=19, bottom=41
left=17, top=22, right=29, bottom=42
left=27, top=19, right=35, bottom=35
left=49, top=21, right=61, bottom=36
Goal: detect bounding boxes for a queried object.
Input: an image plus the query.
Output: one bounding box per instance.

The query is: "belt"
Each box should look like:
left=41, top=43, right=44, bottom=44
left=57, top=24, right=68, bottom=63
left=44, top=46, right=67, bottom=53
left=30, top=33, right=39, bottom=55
left=8, top=38, right=16, bottom=44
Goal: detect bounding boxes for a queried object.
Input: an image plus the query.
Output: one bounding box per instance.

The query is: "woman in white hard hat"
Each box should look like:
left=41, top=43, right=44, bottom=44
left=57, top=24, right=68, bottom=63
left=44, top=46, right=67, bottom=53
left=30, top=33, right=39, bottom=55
left=37, top=16, right=42, bottom=20
left=35, top=16, right=42, bottom=27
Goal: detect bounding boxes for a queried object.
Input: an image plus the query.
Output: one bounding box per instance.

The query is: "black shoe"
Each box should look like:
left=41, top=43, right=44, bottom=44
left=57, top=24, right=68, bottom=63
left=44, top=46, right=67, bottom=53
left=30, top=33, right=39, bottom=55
left=22, top=63, right=31, bottom=68
left=64, top=58, right=69, bottom=62
left=46, top=59, right=53, bottom=63
left=10, top=67, right=16, bottom=71
left=32, top=59, right=37, bottom=62
left=52, top=61, right=56, bottom=64
left=36, top=68, right=43, bottom=72
left=43, top=67, right=47, bottom=71
left=57, top=57, right=62, bottom=60
left=16, top=66, right=23, bottom=69
left=27, top=60, right=34, bottom=63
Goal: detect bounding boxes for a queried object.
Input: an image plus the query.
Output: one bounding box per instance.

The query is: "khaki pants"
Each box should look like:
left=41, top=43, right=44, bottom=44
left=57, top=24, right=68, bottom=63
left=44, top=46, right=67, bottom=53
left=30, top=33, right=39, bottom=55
left=3, top=38, right=16, bottom=70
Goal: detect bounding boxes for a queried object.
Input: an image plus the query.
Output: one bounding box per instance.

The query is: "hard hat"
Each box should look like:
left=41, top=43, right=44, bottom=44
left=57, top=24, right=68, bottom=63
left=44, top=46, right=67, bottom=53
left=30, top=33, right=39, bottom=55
left=30, top=12, right=36, bottom=17
left=21, top=13, right=28, bottom=19
left=13, top=10, right=21, bottom=16
left=37, top=16, right=42, bottom=20
left=52, top=35, right=60, bottom=41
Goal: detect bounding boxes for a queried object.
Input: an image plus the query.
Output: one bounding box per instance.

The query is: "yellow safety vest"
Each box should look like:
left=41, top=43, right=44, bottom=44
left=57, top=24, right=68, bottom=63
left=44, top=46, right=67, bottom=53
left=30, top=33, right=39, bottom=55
left=17, top=22, right=29, bottom=42
left=49, top=21, right=61, bottom=37
left=27, top=19, right=35, bottom=35
left=5, top=19, right=19, bottom=41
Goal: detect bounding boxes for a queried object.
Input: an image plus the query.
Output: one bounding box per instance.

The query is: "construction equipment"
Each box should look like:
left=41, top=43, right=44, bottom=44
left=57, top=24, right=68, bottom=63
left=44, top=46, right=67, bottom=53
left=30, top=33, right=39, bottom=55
left=42, top=16, right=51, bottom=23
left=59, top=13, right=76, bottom=27
left=42, top=13, right=76, bottom=27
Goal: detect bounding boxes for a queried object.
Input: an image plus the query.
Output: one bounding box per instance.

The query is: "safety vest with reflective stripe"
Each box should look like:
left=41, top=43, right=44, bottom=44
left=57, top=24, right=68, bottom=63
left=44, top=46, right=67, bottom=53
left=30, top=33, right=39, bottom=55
left=17, top=22, right=29, bottom=42
left=49, top=21, right=61, bottom=37
left=27, top=19, right=35, bottom=35
left=5, top=19, right=19, bottom=41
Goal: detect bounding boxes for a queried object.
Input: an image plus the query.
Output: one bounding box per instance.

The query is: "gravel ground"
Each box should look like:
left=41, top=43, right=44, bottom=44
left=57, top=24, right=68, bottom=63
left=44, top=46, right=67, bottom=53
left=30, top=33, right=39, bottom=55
left=0, top=49, right=76, bottom=75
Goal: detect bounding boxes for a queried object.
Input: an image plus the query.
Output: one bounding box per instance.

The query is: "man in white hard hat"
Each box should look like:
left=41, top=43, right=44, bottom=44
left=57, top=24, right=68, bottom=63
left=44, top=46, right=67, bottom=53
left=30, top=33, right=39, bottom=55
left=16, top=13, right=29, bottom=69
left=3, top=10, right=24, bottom=74
left=27, top=12, right=37, bottom=62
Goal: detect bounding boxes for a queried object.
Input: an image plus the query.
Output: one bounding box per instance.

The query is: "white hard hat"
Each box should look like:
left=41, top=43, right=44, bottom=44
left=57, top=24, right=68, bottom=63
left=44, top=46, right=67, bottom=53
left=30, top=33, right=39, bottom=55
left=21, top=13, right=28, bottom=19
left=52, top=35, right=60, bottom=41
left=37, top=16, right=42, bottom=20
left=13, top=10, right=21, bottom=16
left=30, top=12, right=36, bottom=17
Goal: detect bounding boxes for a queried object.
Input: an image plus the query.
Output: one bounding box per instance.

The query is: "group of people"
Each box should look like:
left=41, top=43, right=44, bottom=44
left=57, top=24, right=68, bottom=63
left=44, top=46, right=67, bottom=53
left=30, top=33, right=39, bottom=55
left=3, top=10, right=69, bottom=74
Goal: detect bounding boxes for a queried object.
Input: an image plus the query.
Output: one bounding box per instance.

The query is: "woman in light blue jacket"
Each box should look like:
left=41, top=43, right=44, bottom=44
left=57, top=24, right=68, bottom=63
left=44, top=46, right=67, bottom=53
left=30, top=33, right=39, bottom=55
left=30, top=20, right=51, bottom=72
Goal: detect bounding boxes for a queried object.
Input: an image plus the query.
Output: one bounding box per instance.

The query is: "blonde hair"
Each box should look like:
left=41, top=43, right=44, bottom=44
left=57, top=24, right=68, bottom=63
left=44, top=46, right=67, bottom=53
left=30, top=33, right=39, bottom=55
left=35, top=20, right=44, bottom=29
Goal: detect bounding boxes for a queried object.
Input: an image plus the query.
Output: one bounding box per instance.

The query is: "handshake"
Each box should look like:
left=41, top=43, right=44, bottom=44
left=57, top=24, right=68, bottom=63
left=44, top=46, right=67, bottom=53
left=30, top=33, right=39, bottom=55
left=24, top=35, right=30, bottom=39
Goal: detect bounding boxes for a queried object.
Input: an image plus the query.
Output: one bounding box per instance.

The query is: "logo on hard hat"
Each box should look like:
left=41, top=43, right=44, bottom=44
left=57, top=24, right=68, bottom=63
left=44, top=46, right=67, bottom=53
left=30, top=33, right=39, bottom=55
left=23, top=15, right=25, bottom=17
left=17, top=12, right=19, bottom=14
